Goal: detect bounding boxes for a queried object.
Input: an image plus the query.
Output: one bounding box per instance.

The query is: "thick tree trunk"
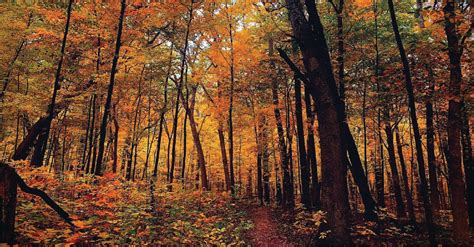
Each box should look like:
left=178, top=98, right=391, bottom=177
left=387, top=0, right=435, bottom=242
left=96, top=0, right=126, bottom=176
left=443, top=0, right=469, bottom=241
left=285, top=0, right=350, bottom=243
left=0, top=164, right=17, bottom=244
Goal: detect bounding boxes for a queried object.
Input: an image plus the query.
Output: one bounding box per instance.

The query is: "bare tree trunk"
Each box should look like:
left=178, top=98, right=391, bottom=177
left=112, top=105, right=119, bottom=173
left=395, top=127, right=416, bottom=223
left=153, top=45, right=173, bottom=177
left=384, top=108, right=405, bottom=218
left=295, top=78, right=311, bottom=208
left=183, top=86, right=208, bottom=190
left=169, top=2, right=194, bottom=188
left=443, top=0, right=469, bottom=241
left=269, top=37, right=293, bottom=208
left=96, top=0, right=126, bottom=175
left=285, top=0, right=350, bottom=243
left=426, top=68, right=441, bottom=217
left=387, top=0, right=435, bottom=242
left=461, top=100, right=474, bottom=227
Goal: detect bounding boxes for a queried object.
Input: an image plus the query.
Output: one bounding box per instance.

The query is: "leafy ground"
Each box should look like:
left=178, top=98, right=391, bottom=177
left=12, top=164, right=474, bottom=245
left=14, top=165, right=252, bottom=245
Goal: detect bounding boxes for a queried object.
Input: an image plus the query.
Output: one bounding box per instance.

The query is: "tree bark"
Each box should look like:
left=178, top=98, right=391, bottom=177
left=269, top=37, right=293, bottom=208
left=426, top=68, right=441, bottom=217
left=395, top=127, right=416, bottom=223
left=387, top=0, right=435, bottom=242
left=183, top=87, right=208, bottom=190
left=443, top=0, right=469, bottom=241
left=461, top=100, right=474, bottom=227
left=384, top=108, right=405, bottom=218
left=169, top=2, right=193, bottom=188
left=285, top=0, right=350, bottom=243
left=95, top=0, right=126, bottom=176
left=295, top=78, right=311, bottom=208
left=30, top=0, right=73, bottom=167
left=304, top=86, right=320, bottom=209
left=153, top=45, right=173, bottom=178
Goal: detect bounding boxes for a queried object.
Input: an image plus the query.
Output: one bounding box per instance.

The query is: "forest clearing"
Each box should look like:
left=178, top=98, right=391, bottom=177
left=0, top=0, right=472, bottom=245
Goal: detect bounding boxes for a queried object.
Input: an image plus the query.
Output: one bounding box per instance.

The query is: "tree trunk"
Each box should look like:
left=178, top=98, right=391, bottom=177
left=461, top=100, right=474, bottom=227
left=0, top=164, right=17, bottom=244
left=255, top=122, right=263, bottom=205
left=384, top=108, right=405, bottom=218
left=95, top=0, right=126, bottom=176
left=443, top=0, right=469, bottom=241
left=226, top=3, right=236, bottom=195
left=30, top=0, right=73, bottom=167
left=218, top=124, right=231, bottom=191
left=387, top=0, right=435, bottom=242
left=304, top=86, right=320, bottom=209
left=184, top=87, right=208, bottom=190
left=269, top=37, right=293, bottom=208
left=426, top=69, right=441, bottom=217
left=285, top=0, right=350, bottom=243
left=112, top=105, right=119, bottom=173
left=295, top=78, right=311, bottom=208
left=395, top=127, right=416, bottom=223
left=153, top=45, right=173, bottom=177
left=170, top=3, right=193, bottom=188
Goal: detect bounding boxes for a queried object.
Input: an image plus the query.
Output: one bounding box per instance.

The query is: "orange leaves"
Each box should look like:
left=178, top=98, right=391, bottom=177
left=354, top=0, right=373, bottom=8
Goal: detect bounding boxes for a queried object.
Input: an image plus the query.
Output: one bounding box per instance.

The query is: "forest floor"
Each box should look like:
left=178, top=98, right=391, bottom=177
left=246, top=206, right=293, bottom=246
left=10, top=163, right=474, bottom=245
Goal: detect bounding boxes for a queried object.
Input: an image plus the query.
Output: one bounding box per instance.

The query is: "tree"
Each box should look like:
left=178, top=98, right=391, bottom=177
left=443, top=0, right=470, bottom=241
left=387, top=0, right=435, bottom=242
left=95, top=0, right=126, bottom=176
left=284, top=0, right=351, bottom=243
left=30, top=0, right=73, bottom=167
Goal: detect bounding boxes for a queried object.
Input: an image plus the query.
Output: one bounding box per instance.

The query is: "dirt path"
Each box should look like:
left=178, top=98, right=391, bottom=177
left=247, top=207, right=292, bottom=247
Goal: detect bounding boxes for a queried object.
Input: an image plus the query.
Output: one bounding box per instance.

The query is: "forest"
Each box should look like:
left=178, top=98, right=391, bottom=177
left=0, top=0, right=472, bottom=245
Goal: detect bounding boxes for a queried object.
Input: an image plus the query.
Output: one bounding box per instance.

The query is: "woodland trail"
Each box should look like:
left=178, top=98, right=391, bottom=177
left=247, top=207, right=292, bottom=247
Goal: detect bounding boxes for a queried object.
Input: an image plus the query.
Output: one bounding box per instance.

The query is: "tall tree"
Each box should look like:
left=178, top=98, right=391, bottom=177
left=443, top=0, right=470, bottom=241
left=269, top=37, right=293, bottom=208
left=95, top=0, right=126, bottom=176
left=294, top=78, right=311, bottom=208
left=387, top=0, right=435, bottom=242
left=169, top=1, right=194, bottom=188
left=30, top=0, right=73, bottom=167
left=284, top=0, right=351, bottom=243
